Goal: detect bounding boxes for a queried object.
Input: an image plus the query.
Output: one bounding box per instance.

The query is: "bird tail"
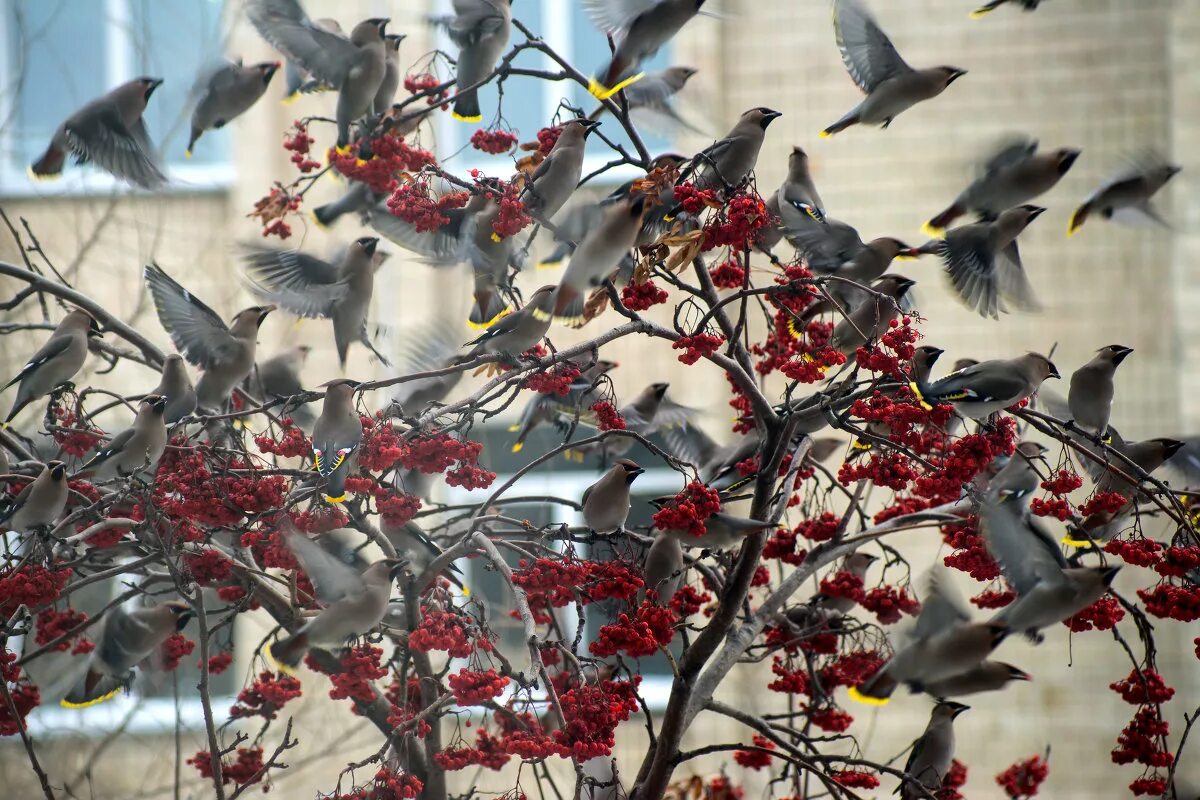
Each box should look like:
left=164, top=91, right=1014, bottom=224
left=970, top=0, right=1005, bottom=17
left=537, top=241, right=572, bottom=270
left=452, top=90, right=482, bottom=123
left=312, top=203, right=340, bottom=229
left=185, top=128, right=201, bottom=159
left=266, top=632, right=308, bottom=673
left=923, top=204, right=964, bottom=237
left=589, top=59, right=643, bottom=100
left=908, top=381, right=933, bottom=411
left=1067, top=203, right=1091, bottom=237
left=468, top=292, right=511, bottom=330
left=61, top=670, right=127, bottom=708
left=551, top=286, right=585, bottom=327
left=29, top=144, right=65, bottom=179
left=819, top=111, right=859, bottom=138
left=847, top=672, right=896, bottom=705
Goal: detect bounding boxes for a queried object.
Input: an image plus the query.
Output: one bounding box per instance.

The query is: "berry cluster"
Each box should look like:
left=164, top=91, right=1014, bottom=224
left=403, top=73, right=447, bottom=107
left=490, top=183, right=532, bottom=239
left=283, top=120, right=320, bottom=172
left=523, top=363, right=581, bottom=396
left=448, top=668, right=509, bottom=706
left=229, top=671, right=303, bottom=720
left=732, top=734, right=775, bottom=769
left=386, top=182, right=470, bottom=233
left=590, top=601, right=677, bottom=657
left=188, top=746, right=265, bottom=787
left=160, top=633, right=195, bottom=671
left=183, top=549, right=232, bottom=586
left=470, top=128, right=518, bottom=154
left=591, top=400, right=626, bottom=431
left=651, top=481, right=722, bottom=537
left=861, top=585, right=920, bottom=624
left=620, top=279, right=669, bottom=311
left=709, top=258, right=746, bottom=289
left=673, top=332, right=726, bottom=365
left=1063, top=595, right=1124, bottom=632
left=996, top=754, right=1049, bottom=798
left=409, top=610, right=478, bottom=658
left=35, top=608, right=93, bottom=654
left=0, top=565, right=71, bottom=617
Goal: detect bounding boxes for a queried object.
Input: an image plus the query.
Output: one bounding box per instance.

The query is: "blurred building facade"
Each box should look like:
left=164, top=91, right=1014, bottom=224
left=1, top=0, right=1197, bottom=797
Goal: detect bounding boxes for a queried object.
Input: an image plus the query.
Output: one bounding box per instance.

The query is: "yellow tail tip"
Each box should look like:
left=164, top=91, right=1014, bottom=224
left=969, top=7, right=993, bottom=18
left=467, top=305, right=512, bottom=331
left=281, top=93, right=299, bottom=106
left=847, top=685, right=889, bottom=706
left=590, top=72, right=646, bottom=101
left=184, top=149, right=193, bottom=159
left=310, top=210, right=327, bottom=230
left=461, top=584, right=471, bottom=597
left=786, top=318, right=804, bottom=340
left=817, top=129, right=833, bottom=139
left=511, top=442, right=524, bottom=453
left=451, top=111, right=483, bottom=123
left=61, top=687, right=123, bottom=709
left=1067, top=211, right=1085, bottom=237
left=908, top=381, right=933, bottom=411
left=231, top=418, right=247, bottom=430
left=489, top=231, right=503, bottom=243
left=1061, top=534, right=1093, bottom=548
left=325, top=493, right=347, bottom=504
left=506, top=424, right=520, bottom=433
left=850, top=439, right=872, bottom=451
left=536, top=260, right=563, bottom=270
left=27, top=165, right=60, bottom=182
left=894, top=252, right=918, bottom=261
left=920, top=221, right=945, bottom=239
left=264, top=644, right=297, bottom=675
left=530, top=308, right=552, bottom=322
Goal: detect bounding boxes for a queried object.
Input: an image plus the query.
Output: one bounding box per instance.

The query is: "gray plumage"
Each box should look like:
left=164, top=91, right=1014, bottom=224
left=149, top=354, right=197, bottom=424
left=243, top=236, right=383, bottom=368
left=4, top=309, right=96, bottom=423
left=463, top=195, right=531, bottom=328
left=790, top=553, right=878, bottom=623
left=925, top=136, right=1080, bottom=233
left=913, top=204, right=1044, bottom=318
left=311, top=380, right=362, bottom=503
left=690, top=107, right=781, bottom=192
left=899, top=702, right=969, bottom=800
left=369, top=190, right=489, bottom=267
left=245, top=1, right=389, bottom=149
left=143, top=263, right=275, bottom=411
left=822, top=0, right=966, bottom=136
left=386, top=320, right=465, bottom=417
left=448, top=0, right=513, bottom=121
left=984, top=441, right=1047, bottom=507
left=568, top=382, right=695, bottom=462
left=829, top=274, right=917, bottom=356
left=552, top=195, right=647, bottom=325
left=580, top=0, right=705, bottom=98
left=589, top=66, right=700, bottom=133
left=1067, top=345, right=1133, bottom=439
left=1069, top=154, right=1180, bottom=236
left=78, top=396, right=168, bottom=481
left=63, top=602, right=193, bottom=707
left=252, top=345, right=312, bottom=426
left=187, top=60, right=279, bottom=155
left=520, top=119, right=599, bottom=222
left=912, top=352, right=1059, bottom=420
left=281, top=17, right=344, bottom=100
left=640, top=532, right=684, bottom=605
left=0, top=461, right=69, bottom=533
left=1070, top=437, right=1185, bottom=545
left=972, top=0, right=1044, bottom=15
left=653, top=500, right=774, bottom=551
left=30, top=77, right=166, bottom=188
left=465, top=285, right=557, bottom=359
left=313, top=182, right=378, bottom=228
left=582, top=459, right=645, bottom=534
left=509, top=359, right=618, bottom=452
left=774, top=146, right=826, bottom=235
left=921, top=661, right=1029, bottom=699
left=374, top=34, right=406, bottom=113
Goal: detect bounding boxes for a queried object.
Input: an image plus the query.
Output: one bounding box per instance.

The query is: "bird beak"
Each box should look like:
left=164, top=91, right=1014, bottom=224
left=1025, top=206, right=1047, bottom=221
left=49, top=462, right=67, bottom=480
left=1163, top=440, right=1187, bottom=459
left=362, top=237, right=380, bottom=256
left=1102, top=566, right=1122, bottom=586
left=1012, top=669, right=1032, bottom=682
left=582, top=119, right=602, bottom=133
left=151, top=395, right=168, bottom=414
left=257, top=305, right=276, bottom=326
left=947, top=67, right=968, bottom=84
left=948, top=702, right=970, bottom=718
left=1059, top=149, right=1081, bottom=170
left=762, top=109, right=783, bottom=122
left=265, top=62, right=281, bottom=79
left=1112, top=346, right=1134, bottom=365
left=629, top=467, right=646, bottom=478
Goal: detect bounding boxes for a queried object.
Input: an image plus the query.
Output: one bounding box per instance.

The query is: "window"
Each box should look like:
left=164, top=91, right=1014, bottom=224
left=0, top=0, right=233, bottom=196
left=432, top=0, right=673, bottom=182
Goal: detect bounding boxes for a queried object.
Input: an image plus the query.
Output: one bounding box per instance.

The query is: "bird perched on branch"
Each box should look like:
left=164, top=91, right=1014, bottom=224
left=311, top=379, right=363, bottom=504
left=445, top=0, right=513, bottom=122
left=3, top=309, right=99, bottom=424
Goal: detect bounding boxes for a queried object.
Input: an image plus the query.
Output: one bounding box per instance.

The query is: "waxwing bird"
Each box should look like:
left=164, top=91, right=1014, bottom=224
left=985, top=441, right=1048, bottom=507
left=688, top=107, right=781, bottom=193
left=520, top=119, right=600, bottom=222
left=640, top=532, right=684, bottom=605
left=3, top=309, right=98, bottom=423
left=0, top=461, right=68, bottom=534
left=77, top=396, right=168, bottom=481
left=898, top=702, right=969, bottom=800
left=924, top=136, right=1079, bottom=234
left=910, top=205, right=1044, bottom=318
left=369, top=190, right=491, bottom=267
left=242, top=236, right=386, bottom=368
left=448, top=0, right=513, bottom=122
left=148, top=354, right=197, bottom=424
left=911, top=352, right=1059, bottom=420
left=143, top=264, right=275, bottom=411
left=980, top=498, right=1121, bottom=637
left=829, top=274, right=917, bottom=356
left=774, top=146, right=826, bottom=234
left=921, top=662, right=1030, bottom=698
left=268, top=524, right=401, bottom=671
left=972, top=0, right=1045, bottom=17
left=588, top=66, right=701, bottom=133
left=281, top=17, right=344, bottom=100
left=187, top=60, right=279, bottom=155
left=464, top=285, right=557, bottom=363
left=245, top=1, right=389, bottom=151
left=509, top=358, right=618, bottom=453
left=374, top=33, right=406, bottom=113
left=565, top=382, right=695, bottom=462
left=63, top=602, right=194, bottom=707
left=1068, top=345, right=1133, bottom=440
left=580, top=0, right=705, bottom=100
left=790, top=225, right=914, bottom=322
left=30, top=77, right=166, bottom=188
left=822, top=0, right=966, bottom=137
left=1068, top=154, right=1180, bottom=236
left=462, top=193, right=533, bottom=328
left=311, top=380, right=363, bottom=504
left=582, top=459, right=645, bottom=534
left=552, top=195, right=647, bottom=326
left=380, top=519, right=463, bottom=583
left=1065, top=437, right=1185, bottom=547
left=252, top=345, right=312, bottom=425
left=850, top=571, right=1008, bottom=704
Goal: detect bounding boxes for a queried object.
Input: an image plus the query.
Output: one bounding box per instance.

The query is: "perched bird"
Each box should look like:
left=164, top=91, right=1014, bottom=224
left=242, top=236, right=386, bottom=368
left=651, top=500, right=775, bottom=551
left=252, top=345, right=312, bottom=423
left=984, top=440, right=1048, bottom=506
left=689, top=107, right=781, bottom=192
left=971, top=0, right=1045, bottom=17
left=463, top=285, right=557, bottom=361
left=3, top=309, right=98, bottom=423
left=509, top=358, right=618, bottom=452
left=898, top=702, right=970, bottom=800
left=822, top=0, right=966, bottom=137
left=313, top=182, right=378, bottom=229
left=580, top=0, right=705, bottom=100
left=148, top=354, right=198, bottom=424
left=582, top=459, right=645, bottom=534
left=268, top=525, right=401, bottom=671
left=369, top=190, right=491, bottom=266
left=850, top=571, right=1009, bottom=704
left=640, top=532, right=684, bottom=605
left=77, top=396, right=168, bottom=481
left=520, top=119, right=600, bottom=222
left=187, top=59, right=280, bottom=156
left=245, top=2, right=389, bottom=150
left=552, top=195, right=647, bottom=325
left=911, top=352, right=1059, bottom=420
left=1068, top=155, right=1181, bottom=236
left=1065, top=438, right=1185, bottom=547
left=0, top=461, right=69, bottom=534
left=829, top=274, right=917, bottom=356
left=792, top=226, right=914, bottom=323
left=921, top=662, right=1030, bottom=698
left=588, top=66, right=700, bottom=133
left=773, top=146, right=826, bottom=234
left=981, top=498, right=1121, bottom=636
left=30, top=77, right=166, bottom=188
left=1067, top=345, right=1133, bottom=440
left=143, top=264, right=275, bottom=411
left=311, top=380, right=362, bottom=504
left=566, top=382, right=694, bottom=462
left=924, top=137, right=1079, bottom=234
left=62, top=602, right=194, bottom=707
left=463, top=195, right=531, bottom=328
left=448, top=0, right=513, bottom=122
left=374, top=33, right=406, bottom=113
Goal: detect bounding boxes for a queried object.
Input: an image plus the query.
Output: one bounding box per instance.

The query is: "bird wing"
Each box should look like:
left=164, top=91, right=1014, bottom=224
left=367, top=204, right=468, bottom=265
left=245, top=0, right=359, bottom=87
left=993, top=240, right=1041, bottom=311
left=579, top=0, right=659, bottom=35
left=449, top=0, right=510, bottom=46
left=388, top=317, right=464, bottom=409
left=65, top=108, right=165, bottom=189
left=143, top=264, right=242, bottom=370
left=833, top=0, right=914, bottom=94
left=284, top=527, right=367, bottom=605
left=925, top=361, right=1028, bottom=406
left=80, top=427, right=136, bottom=472
left=787, top=218, right=863, bottom=273
left=241, top=245, right=346, bottom=319
left=644, top=398, right=698, bottom=434
left=662, top=425, right=722, bottom=474
left=977, top=135, right=1038, bottom=179
left=979, top=500, right=1064, bottom=595
left=190, top=59, right=239, bottom=103
left=3, top=335, right=74, bottom=391
left=938, top=228, right=1002, bottom=319
left=911, top=569, right=970, bottom=642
